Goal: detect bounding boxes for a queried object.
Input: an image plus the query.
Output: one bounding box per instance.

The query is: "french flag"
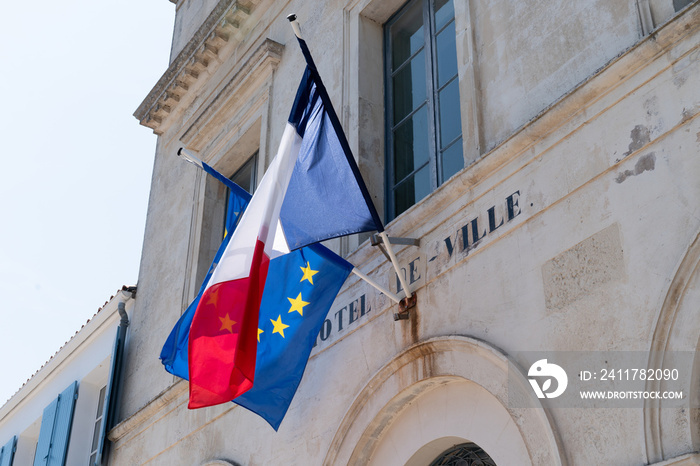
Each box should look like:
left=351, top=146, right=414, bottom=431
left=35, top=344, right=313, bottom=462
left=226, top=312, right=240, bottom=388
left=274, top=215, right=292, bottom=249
left=187, top=36, right=383, bottom=409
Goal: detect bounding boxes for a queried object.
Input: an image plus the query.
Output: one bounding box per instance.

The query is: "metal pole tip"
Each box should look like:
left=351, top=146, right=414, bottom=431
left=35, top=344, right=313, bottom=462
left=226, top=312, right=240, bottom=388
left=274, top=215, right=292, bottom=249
left=286, top=14, right=297, bottom=22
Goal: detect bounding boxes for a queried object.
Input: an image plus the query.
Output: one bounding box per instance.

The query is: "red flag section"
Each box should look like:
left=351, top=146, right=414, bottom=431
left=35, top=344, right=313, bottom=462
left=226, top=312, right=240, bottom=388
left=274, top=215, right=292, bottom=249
left=188, top=240, right=270, bottom=408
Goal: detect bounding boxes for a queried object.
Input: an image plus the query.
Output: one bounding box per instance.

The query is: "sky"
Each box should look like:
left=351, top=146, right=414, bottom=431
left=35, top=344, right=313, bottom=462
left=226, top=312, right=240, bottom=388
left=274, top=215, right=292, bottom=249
left=0, top=2, right=176, bottom=405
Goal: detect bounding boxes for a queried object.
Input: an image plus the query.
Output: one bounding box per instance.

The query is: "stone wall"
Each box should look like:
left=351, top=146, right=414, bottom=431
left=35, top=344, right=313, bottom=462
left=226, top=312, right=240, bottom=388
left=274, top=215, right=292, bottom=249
left=113, top=1, right=700, bottom=464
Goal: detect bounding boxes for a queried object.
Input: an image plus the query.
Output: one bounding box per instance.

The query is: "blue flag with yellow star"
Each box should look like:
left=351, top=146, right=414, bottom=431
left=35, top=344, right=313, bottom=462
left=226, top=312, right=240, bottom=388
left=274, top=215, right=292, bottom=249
left=234, top=243, right=352, bottom=429
left=161, top=240, right=352, bottom=430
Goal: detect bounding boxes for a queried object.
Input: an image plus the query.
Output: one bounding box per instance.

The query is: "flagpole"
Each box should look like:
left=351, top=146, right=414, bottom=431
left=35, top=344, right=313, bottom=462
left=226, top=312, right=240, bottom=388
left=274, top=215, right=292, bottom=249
left=287, top=14, right=302, bottom=38
left=352, top=268, right=401, bottom=304
left=379, top=232, right=412, bottom=298
left=178, top=147, right=204, bottom=168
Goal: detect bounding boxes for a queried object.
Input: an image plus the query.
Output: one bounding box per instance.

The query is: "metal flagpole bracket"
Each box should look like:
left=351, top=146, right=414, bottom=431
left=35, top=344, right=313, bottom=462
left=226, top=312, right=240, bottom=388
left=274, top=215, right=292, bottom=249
left=394, top=294, right=417, bottom=321
left=370, top=234, right=420, bottom=247
left=370, top=234, right=420, bottom=262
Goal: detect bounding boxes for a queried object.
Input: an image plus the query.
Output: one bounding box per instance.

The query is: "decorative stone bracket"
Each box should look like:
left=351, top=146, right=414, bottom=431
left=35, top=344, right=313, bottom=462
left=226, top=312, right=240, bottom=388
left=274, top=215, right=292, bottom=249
left=134, top=1, right=259, bottom=134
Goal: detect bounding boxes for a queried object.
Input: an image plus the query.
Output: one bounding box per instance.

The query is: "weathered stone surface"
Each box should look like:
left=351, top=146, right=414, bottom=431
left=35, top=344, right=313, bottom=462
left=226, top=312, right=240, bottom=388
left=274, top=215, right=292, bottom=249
left=113, top=1, right=700, bottom=465
left=542, top=223, right=625, bottom=312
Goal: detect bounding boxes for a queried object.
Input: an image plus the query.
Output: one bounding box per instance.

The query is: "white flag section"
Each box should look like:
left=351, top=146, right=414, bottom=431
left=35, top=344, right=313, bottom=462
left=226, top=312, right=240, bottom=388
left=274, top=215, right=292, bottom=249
left=187, top=123, right=302, bottom=409
left=207, top=124, right=301, bottom=286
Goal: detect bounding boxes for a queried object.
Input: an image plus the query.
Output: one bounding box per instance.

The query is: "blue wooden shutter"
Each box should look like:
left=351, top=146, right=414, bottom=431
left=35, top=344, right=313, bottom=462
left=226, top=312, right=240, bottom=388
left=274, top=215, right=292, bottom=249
left=33, top=398, right=58, bottom=466
left=0, top=436, right=17, bottom=466
left=33, top=381, right=79, bottom=466
left=48, top=381, right=78, bottom=466
left=93, top=326, right=124, bottom=466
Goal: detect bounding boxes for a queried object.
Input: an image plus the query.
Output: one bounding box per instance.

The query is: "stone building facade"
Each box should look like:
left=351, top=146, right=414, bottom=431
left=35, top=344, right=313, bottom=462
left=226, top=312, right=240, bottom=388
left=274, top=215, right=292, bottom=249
left=111, top=0, right=700, bottom=464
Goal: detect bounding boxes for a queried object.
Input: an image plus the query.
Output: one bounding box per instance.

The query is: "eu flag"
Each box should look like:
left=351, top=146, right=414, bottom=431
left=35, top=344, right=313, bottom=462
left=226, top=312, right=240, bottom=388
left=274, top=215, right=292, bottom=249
left=234, top=243, right=352, bottom=429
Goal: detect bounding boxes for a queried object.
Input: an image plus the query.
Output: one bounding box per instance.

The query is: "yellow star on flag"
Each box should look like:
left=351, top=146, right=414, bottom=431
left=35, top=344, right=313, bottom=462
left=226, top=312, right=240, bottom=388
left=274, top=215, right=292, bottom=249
left=257, top=328, right=264, bottom=342
left=288, top=293, right=309, bottom=316
left=270, top=315, right=290, bottom=338
left=219, top=313, right=237, bottom=333
left=300, top=262, right=318, bottom=284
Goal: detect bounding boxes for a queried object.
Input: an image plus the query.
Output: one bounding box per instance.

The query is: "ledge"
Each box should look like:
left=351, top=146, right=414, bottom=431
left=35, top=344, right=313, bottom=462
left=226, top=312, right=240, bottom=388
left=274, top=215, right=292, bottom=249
left=108, top=379, right=188, bottom=442
left=134, top=0, right=259, bottom=134
left=650, top=453, right=700, bottom=465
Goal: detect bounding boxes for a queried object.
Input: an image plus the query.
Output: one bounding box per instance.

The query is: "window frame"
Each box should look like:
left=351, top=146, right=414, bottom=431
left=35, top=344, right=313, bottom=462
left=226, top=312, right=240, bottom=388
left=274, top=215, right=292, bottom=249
left=384, top=0, right=462, bottom=220
left=673, top=0, right=692, bottom=11
left=224, top=151, right=259, bottom=238
left=88, top=385, right=106, bottom=466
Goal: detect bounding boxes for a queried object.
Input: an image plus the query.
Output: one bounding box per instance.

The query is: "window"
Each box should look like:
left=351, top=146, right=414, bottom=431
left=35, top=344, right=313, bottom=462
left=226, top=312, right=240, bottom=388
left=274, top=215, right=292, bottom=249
left=224, top=151, right=258, bottom=237
left=88, top=386, right=106, bottom=466
left=229, top=151, right=258, bottom=194
left=385, top=0, right=462, bottom=219
left=673, top=0, right=692, bottom=11
left=194, top=149, right=259, bottom=289
left=429, top=442, right=497, bottom=466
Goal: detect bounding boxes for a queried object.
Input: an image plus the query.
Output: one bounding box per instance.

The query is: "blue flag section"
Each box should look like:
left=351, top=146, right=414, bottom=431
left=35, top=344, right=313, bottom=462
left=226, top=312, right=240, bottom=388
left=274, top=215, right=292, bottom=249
left=159, top=177, right=251, bottom=380
left=234, top=243, right=353, bottom=429
left=280, top=37, right=384, bottom=251
left=202, top=162, right=251, bottom=205
left=202, top=161, right=252, bottom=237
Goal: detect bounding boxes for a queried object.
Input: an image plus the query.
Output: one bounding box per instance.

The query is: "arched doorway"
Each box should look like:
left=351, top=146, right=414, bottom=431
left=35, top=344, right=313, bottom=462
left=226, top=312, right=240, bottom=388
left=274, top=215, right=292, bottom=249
left=367, top=379, right=526, bottom=465
left=427, top=442, right=497, bottom=466
left=323, top=336, right=566, bottom=465
left=645, top=230, right=700, bottom=463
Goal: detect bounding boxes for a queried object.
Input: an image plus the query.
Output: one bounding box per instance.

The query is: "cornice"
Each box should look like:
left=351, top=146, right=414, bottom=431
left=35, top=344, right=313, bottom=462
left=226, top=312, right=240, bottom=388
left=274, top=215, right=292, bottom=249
left=180, top=38, right=284, bottom=147
left=135, top=0, right=259, bottom=134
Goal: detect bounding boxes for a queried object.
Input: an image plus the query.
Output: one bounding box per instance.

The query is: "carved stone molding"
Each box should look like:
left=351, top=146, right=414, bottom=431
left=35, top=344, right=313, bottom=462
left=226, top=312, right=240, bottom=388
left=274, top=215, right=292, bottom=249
left=108, top=379, right=188, bottom=443
left=180, top=38, right=283, bottom=149
left=649, top=452, right=700, bottom=465
left=645, top=229, right=700, bottom=463
left=201, top=461, right=240, bottom=466
left=324, top=336, right=567, bottom=466
left=134, top=0, right=259, bottom=134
